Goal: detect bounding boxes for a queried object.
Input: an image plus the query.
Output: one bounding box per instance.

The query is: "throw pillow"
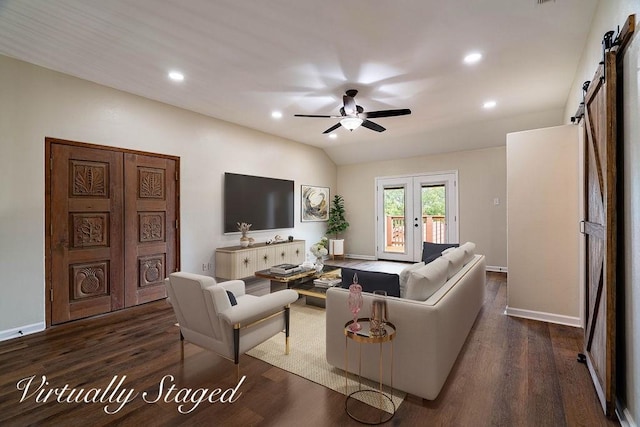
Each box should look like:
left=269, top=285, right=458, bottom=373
left=340, top=268, right=401, bottom=297
left=404, top=257, right=449, bottom=301
left=422, top=242, right=459, bottom=264
left=226, top=290, right=238, bottom=306
left=399, top=262, right=425, bottom=298
left=442, top=247, right=465, bottom=279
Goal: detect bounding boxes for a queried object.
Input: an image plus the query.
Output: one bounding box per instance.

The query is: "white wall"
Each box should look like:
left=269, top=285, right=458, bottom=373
left=506, top=125, right=580, bottom=326
left=563, top=1, right=639, bottom=424
left=0, top=55, right=336, bottom=335
left=337, top=146, right=508, bottom=268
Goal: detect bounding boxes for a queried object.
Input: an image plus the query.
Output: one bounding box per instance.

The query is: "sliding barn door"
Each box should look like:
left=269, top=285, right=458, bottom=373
left=124, top=153, right=177, bottom=306
left=50, top=143, right=125, bottom=323
left=583, top=50, right=617, bottom=416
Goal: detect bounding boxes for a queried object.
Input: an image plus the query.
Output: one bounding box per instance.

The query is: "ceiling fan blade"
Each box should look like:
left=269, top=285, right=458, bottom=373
left=362, top=120, right=386, bottom=132
left=343, top=95, right=357, bottom=115
left=294, top=114, right=342, bottom=118
left=322, top=122, right=342, bottom=134
left=361, top=109, right=412, bottom=119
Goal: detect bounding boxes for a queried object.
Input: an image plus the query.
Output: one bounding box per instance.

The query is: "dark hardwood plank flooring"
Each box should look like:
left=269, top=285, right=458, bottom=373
left=0, top=262, right=617, bottom=426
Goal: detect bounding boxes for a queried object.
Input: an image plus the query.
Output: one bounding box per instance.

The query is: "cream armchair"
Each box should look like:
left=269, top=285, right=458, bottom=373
left=166, top=272, right=298, bottom=376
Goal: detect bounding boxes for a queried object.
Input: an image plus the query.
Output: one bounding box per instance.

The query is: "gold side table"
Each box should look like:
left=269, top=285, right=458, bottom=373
left=344, top=318, right=396, bottom=425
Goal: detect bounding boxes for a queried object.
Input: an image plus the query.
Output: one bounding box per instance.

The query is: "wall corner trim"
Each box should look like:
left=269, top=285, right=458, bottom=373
left=504, top=306, right=581, bottom=327
left=0, top=322, right=45, bottom=342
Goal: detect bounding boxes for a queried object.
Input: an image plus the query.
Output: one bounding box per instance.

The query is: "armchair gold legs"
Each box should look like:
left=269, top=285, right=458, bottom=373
left=233, top=323, right=241, bottom=381
left=231, top=304, right=292, bottom=381
left=285, top=305, right=290, bottom=355
left=180, top=330, right=185, bottom=360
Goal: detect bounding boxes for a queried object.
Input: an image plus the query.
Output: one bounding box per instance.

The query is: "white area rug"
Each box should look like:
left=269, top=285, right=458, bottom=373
left=246, top=303, right=405, bottom=413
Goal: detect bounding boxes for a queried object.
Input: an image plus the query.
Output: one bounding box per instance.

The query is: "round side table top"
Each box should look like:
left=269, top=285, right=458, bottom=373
left=344, top=318, right=396, bottom=344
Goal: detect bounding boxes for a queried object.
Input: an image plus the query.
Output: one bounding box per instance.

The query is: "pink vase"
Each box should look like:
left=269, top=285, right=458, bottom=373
left=347, top=275, right=363, bottom=332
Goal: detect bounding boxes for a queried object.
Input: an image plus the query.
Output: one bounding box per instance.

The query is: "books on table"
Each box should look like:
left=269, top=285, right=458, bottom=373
left=313, top=277, right=342, bottom=288
left=269, top=263, right=302, bottom=274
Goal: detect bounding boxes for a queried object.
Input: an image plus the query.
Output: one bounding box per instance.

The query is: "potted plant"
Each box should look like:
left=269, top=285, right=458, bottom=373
left=326, top=194, right=349, bottom=258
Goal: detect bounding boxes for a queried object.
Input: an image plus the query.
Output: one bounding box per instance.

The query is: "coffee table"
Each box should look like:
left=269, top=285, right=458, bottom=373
left=255, top=265, right=340, bottom=307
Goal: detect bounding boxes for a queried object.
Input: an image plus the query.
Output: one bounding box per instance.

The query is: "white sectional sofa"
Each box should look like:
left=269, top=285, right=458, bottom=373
left=325, top=244, right=486, bottom=400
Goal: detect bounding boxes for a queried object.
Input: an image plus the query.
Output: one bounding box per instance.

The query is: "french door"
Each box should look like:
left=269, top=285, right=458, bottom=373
left=375, top=172, right=458, bottom=262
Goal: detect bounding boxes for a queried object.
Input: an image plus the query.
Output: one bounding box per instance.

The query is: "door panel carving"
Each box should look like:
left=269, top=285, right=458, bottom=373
left=139, top=255, right=166, bottom=287
left=71, top=262, right=109, bottom=299
left=71, top=160, right=108, bottom=197
left=71, top=213, right=109, bottom=248
left=139, top=212, right=165, bottom=242
left=139, top=167, right=165, bottom=199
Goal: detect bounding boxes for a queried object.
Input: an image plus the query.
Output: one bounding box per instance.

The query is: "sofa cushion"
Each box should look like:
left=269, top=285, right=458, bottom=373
left=340, top=268, right=400, bottom=297
left=441, top=246, right=457, bottom=255
left=404, top=257, right=449, bottom=301
left=460, top=242, right=476, bottom=265
left=422, top=242, right=459, bottom=264
left=442, top=247, right=465, bottom=279
left=399, top=262, right=425, bottom=298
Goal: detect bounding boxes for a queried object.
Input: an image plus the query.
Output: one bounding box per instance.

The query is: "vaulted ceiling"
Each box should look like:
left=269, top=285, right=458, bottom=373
left=0, top=0, right=598, bottom=164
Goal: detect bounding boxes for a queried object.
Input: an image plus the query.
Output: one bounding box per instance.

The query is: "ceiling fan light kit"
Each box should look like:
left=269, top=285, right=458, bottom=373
left=294, top=89, right=411, bottom=134
left=340, top=117, right=363, bottom=131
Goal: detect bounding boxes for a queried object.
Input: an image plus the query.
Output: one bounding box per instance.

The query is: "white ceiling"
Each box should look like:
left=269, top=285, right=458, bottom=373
left=0, top=0, right=598, bottom=164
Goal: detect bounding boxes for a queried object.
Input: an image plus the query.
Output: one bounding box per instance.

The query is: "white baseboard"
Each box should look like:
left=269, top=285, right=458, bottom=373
left=486, top=265, right=508, bottom=273
left=504, top=306, right=581, bottom=327
left=0, top=322, right=45, bottom=342
left=344, top=254, right=377, bottom=261
left=617, top=399, right=638, bottom=427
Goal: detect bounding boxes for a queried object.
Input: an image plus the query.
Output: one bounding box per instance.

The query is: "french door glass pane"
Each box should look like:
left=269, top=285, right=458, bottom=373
left=383, top=187, right=405, bottom=253
left=421, top=185, right=447, bottom=243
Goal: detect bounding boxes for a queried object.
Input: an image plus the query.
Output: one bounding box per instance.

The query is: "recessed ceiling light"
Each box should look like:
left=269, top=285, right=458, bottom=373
left=329, top=134, right=337, bottom=139
left=271, top=111, right=283, bottom=119
left=168, top=71, right=184, bottom=82
left=464, top=52, right=482, bottom=64
left=483, top=100, right=497, bottom=109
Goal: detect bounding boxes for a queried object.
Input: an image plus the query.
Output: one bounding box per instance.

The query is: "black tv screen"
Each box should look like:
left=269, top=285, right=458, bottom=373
left=224, top=173, right=294, bottom=233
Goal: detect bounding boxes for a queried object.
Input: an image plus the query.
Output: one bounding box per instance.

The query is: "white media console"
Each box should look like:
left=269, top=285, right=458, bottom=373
left=215, top=240, right=306, bottom=280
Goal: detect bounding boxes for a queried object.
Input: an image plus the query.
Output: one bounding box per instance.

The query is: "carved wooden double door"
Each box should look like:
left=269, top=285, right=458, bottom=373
left=47, top=139, right=179, bottom=325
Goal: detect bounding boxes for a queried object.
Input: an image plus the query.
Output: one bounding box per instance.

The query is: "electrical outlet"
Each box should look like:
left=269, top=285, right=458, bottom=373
left=494, top=197, right=500, bottom=206
left=202, top=263, right=207, bottom=271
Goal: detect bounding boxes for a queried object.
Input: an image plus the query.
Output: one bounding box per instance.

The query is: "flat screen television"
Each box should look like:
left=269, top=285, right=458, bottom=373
left=224, top=173, right=294, bottom=233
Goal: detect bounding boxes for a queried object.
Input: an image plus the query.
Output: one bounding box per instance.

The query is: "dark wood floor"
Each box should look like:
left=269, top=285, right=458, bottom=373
left=0, top=262, right=618, bottom=426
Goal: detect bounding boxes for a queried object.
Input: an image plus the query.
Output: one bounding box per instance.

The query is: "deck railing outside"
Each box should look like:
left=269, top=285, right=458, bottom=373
left=385, top=215, right=446, bottom=250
